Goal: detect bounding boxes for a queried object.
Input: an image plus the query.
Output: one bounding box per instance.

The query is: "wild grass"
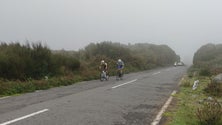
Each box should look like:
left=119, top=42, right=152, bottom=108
left=0, top=76, right=85, bottom=96
left=205, top=79, right=222, bottom=97
left=165, top=76, right=222, bottom=125
left=196, top=99, right=222, bottom=125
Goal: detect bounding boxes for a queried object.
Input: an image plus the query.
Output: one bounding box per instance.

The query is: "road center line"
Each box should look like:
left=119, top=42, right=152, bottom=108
left=112, top=79, right=138, bottom=89
left=0, top=109, right=49, bottom=125
left=151, top=90, right=177, bottom=125
left=152, top=72, right=160, bottom=75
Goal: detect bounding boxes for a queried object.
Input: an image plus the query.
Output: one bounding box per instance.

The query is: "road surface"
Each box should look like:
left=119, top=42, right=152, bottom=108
left=0, top=66, right=187, bottom=125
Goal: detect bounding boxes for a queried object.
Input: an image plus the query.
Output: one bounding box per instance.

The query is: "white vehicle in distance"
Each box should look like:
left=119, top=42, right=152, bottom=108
left=174, top=61, right=184, bottom=66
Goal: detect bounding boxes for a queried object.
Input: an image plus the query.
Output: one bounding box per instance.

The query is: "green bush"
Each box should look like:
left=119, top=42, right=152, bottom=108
left=0, top=42, right=80, bottom=80
left=193, top=43, right=222, bottom=75
left=181, top=79, right=191, bottom=87
left=0, top=80, right=36, bottom=95
left=80, top=42, right=178, bottom=76
left=0, top=76, right=84, bottom=96
left=200, top=68, right=211, bottom=76
left=196, top=99, right=222, bottom=125
left=205, top=80, right=222, bottom=97
left=50, top=54, right=80, bottom=76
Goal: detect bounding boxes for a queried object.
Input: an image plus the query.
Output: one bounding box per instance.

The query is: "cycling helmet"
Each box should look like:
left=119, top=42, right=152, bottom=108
left=101, top=60, right=105, bottom=64
left=118, top=59, right=121, bottom=62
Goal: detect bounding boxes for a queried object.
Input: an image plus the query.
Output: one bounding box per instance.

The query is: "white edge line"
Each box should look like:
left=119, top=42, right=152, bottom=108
left=152, top=72, right=161, bottom=75
left=0, top=96, right=10, bottom=100
left=112, top=79, right=138, bottom=89
left=151, top=90, right=177, bottom=125
left=0, top=109, right=49, bottom=125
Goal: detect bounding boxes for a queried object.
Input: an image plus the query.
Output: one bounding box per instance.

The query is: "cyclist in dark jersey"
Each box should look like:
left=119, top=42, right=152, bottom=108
left=100, top=60, right=108, bottom=73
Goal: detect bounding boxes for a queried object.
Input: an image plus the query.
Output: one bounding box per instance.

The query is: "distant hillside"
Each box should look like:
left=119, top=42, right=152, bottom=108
left=128, top=43, right=180, bottom=66
left=193, top=43, right=222, bottom=75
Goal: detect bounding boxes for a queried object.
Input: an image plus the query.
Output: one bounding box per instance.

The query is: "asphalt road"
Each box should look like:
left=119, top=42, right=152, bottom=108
left=0, top=66, right=187, bottom=125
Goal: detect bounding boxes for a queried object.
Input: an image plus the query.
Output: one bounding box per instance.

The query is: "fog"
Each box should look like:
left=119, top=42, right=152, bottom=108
left=1, top=0, right=222, bottom=64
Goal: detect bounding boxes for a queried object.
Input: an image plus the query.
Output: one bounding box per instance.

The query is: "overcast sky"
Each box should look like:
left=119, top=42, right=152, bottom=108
left=0, top=0, right=222, bottom=63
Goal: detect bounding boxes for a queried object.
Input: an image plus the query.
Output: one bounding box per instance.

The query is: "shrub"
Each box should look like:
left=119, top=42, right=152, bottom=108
left=193, top=43, right=222, bottom=75
left=0, top=80, right=36, bottom=95
left=32, top=80, right=50, bottom=90
left=50, top=54, right=80, bottom=76
left=199, top=68, right=211, bottom=76
left=196, top=99, right=222, bottom=125
left=180, top=79, right=191, bottom=87
left=205, top=80, right=222, bottom=97
left=0, top=42, right=80, bottom=80
left=80, top=42, right=178, bottom=77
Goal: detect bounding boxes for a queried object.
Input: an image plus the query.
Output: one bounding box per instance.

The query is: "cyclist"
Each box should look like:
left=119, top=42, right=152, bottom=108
left=99, top=60, right=108, bottom=72
left=99, top=60, right=108, bottom=80
left=116, top=59, right=124, bottom=79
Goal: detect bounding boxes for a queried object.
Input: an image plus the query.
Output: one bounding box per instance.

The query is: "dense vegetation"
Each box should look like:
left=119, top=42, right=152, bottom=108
left=193, top=43, right=222, bottom=76
left=0, top=41, right=179, bottom=96
left=165, top=43, right=222, bottom=125
left=78, top=42, right=179, bottom=75
left=165, top=76, right=222, bottom=125
left=0, top=42, right=80, bottom=80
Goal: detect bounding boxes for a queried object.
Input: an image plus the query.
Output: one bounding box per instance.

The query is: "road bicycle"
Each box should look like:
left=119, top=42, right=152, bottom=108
left=100, top=70, right=109, bottom=81
left=116, top=69, right=123, bottom=80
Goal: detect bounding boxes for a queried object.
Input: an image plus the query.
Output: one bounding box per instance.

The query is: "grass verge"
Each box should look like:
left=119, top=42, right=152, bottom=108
left=0, top=74, right=99, bottom=97
left=163, top=76, right=222, bottom=125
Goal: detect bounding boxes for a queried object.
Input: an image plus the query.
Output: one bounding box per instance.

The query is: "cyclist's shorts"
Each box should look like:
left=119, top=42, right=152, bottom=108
left=117, top=65, right=123, bottom=69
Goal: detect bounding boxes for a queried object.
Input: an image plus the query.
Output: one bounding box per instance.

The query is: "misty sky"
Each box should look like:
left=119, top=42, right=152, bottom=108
left=1, top=0, right=222, bottom=63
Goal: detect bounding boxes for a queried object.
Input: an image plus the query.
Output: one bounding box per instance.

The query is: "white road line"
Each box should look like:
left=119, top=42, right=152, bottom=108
left=152, top=72, right=160, bottom=75
left=165, top=68, right=171, bottom=71
left=0, top=109, right=49, bottom=125
left=112, top=79, right=138, bottom=89
left=151, top=90, right=177, bottom=125
left=0, top=96, right=10, bottom=100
